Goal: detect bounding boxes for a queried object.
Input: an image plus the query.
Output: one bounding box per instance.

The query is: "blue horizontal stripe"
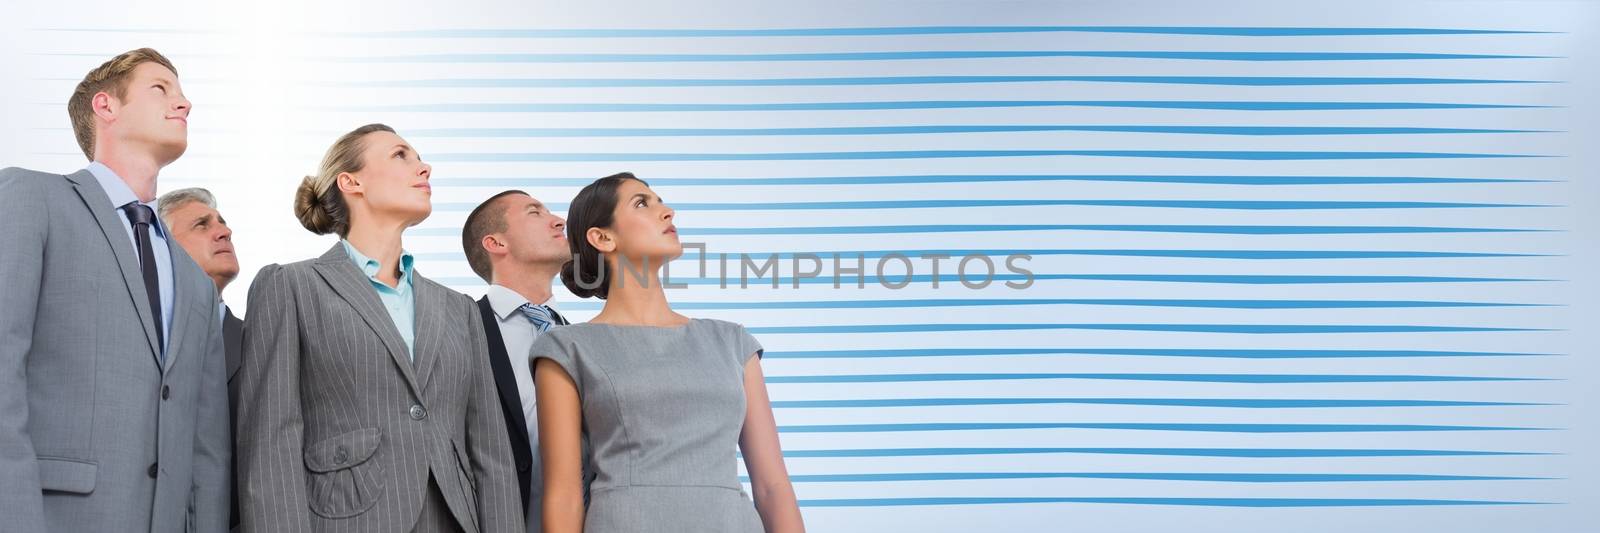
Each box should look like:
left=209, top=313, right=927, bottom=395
left=429, top=273, right=1549, bottom=287
left=566, top=299, right=1540, bottom=310
left=774, top=447, right=1547, bottom=458
left=765, top=348, right=1550, bottom=359
left=778, top=422, right=1549, bottom=433
left=1015, top=249, right=1545, bottom=259
left=771, top=472, right=1543, bottom=483
left=413, top=249, right=1546, bottom=262
left=329, top=101, right=1552, bottom=113
left=414, top=223, right=1543, bottom=236
left=324, top=51, right=1553, bottom=63
left=303, top=26, right=1554, bottom=38
left=797, top=497, right=1546, bottom=508
left=407, top=125, right=1545, bottom=137
left=431, top=174, right=1551, bottom=186
left=769, top=398, right=1539, bottom=408
left=431, top=273, right=1549, bottom=287
left=349, top=76, right=1549, bottom=88
left=749, top=324, right=1543, bottom=334
left=427, top=150, right=1544, bottom=162
left=673, top=224, right=1545, bottom=235
left=680, top=249, right=1548, bottom=260
left=433, top=199, right=1550, bottom=211
left=1037, top=275, right=1545, bottom=283
left=763, top=373, right=1543, bottom=384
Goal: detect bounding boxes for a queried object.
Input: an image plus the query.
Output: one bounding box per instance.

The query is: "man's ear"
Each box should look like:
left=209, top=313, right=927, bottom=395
left=482, top=233, right=506, bottom=256
left=92, top=91, right=118, bottom=123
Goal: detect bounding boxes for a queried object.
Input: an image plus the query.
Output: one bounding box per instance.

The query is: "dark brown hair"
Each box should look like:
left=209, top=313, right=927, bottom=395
left=461, top=190, right=533, bottom=283
left=560, top=172, right=648, bottom=300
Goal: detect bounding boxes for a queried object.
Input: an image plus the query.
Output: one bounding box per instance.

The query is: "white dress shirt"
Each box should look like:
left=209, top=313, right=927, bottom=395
left=485, top=284, right=562, bottom=531
left=87, top=162, right=175, bottom=356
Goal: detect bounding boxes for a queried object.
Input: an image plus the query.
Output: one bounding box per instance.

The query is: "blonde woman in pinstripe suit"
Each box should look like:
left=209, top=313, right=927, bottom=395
left=237, top=124, right=522, bottom=533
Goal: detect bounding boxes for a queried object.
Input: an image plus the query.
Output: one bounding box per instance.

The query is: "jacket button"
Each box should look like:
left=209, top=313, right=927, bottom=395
left=334, top=447, right=349, bottom=465
left=147, top=462, right=159, bottom=478
left=161, top=385, right=171, bottom=400
left=409, top=405, right=427, bottom=420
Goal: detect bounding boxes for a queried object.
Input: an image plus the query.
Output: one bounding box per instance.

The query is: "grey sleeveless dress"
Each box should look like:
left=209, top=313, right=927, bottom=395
left=529, top=318, right=766, bottom=532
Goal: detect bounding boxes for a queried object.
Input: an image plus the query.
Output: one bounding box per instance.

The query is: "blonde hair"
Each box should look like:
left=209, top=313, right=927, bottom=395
left=294, top=123, right=395, bottom=236
left=67, top=48, right=179, bottom=160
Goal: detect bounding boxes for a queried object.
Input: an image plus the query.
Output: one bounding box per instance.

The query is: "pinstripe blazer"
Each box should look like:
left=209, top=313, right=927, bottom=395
left=236, top=244, right=522, bottom=533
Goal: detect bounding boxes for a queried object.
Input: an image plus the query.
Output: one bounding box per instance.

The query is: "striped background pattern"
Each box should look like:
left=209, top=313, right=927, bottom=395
left=6, top=3, right=1595, bottom=531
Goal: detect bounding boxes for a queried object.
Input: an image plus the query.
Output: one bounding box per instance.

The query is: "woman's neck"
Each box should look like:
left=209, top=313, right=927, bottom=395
left=344, top=221, right=408, bottom=287
left=592, top=263, right=685, bottom=326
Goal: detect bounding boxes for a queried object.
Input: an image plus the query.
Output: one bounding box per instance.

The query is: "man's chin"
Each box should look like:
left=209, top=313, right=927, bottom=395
left=155, top=142, right=188, bottom=165
left=211, top=265, right=240, bottom=281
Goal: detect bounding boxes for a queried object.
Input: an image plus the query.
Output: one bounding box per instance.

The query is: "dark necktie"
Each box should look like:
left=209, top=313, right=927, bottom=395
left=120, top=202, right=164, bottom=354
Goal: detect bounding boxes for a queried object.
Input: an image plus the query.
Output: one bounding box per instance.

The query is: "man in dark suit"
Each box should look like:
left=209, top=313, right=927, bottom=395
left=157, top=186, right=244, bottom=530
left=462, top=190, right=582, bottom=532
left=0, top=48, right=229, bottom=533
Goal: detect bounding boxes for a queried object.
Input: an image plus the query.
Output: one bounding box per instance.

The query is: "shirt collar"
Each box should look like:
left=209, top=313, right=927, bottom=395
left=87, top=161, right=165, bottom=238
left=339, top=239, right=415, bottom=287
left=486, top=284, right=560, bottom=321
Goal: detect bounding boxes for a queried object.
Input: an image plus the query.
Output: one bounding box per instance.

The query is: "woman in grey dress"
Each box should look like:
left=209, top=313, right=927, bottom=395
left=530, top=173, right=804, bottom=532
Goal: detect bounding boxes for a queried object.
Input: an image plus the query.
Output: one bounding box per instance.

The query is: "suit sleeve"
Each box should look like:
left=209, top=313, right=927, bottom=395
left=0, top=169, right=49, bottom=528
left=236, top=264, right=313, bottom=533
left=190, top=281, right=231, bottom=532
left=464, top=295, right=525, bottom=533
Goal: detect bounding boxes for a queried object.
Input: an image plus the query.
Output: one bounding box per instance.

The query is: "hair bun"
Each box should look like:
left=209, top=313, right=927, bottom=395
left=294, top=174, right=332, bottom=235
left=560, top=258, right=603, bottom=299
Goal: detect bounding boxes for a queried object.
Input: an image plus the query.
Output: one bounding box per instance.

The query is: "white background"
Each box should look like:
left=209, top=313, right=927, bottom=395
left=1, top=1, right=1596, bottom=531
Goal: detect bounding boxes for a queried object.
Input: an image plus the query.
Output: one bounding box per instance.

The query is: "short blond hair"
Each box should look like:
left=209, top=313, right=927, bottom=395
left=67, top=48, right=179, bottom=161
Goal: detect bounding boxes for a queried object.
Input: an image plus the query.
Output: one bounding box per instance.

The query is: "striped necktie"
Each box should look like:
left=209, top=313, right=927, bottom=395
left=518, top=303, right=555, bottom=333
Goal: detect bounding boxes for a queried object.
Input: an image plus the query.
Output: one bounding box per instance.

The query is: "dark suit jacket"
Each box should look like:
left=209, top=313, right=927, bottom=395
left=475, top=296, right=567, bottom=512
left=224, top=304, right=243, bottom=531
left=225, top=306, right=243, bottom=406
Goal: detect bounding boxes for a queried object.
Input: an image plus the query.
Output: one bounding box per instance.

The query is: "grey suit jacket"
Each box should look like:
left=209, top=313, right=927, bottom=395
left=0, top=167, right=231, bottom=532
left=236, top=244, right=522, bottom=533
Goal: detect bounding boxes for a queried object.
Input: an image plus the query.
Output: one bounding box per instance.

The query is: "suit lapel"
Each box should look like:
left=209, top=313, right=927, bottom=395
left=410, top=275, right=442, bottom=391
left=65, top=170, right=161, bottom=367
left=224, top=307, right=244, bottom=383
left=477, top=296, right=530, bottom=454
left=162, top=246, right=196, bottom=373
left=310, top=244, right=421, bottom=396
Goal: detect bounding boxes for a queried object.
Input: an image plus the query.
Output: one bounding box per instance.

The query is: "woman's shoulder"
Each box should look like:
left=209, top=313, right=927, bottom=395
left=247, top=259, right=317, bottom=290
left=262, top=256, right=324, bottom=276
left=691, top=317, right=750, bottom=336
left=411, top=272, right=476, bottom=309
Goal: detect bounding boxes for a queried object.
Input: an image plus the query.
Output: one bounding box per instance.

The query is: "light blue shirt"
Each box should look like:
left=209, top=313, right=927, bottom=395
left=340, top=240, right=417, bottom=360
left=87, top=162, right=174, bottom=356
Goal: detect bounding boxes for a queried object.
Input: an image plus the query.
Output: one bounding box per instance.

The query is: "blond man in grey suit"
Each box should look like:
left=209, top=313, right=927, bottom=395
left=0, top=48, right=230, bottom=532
left=236, top=123, right=521, bottom=533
